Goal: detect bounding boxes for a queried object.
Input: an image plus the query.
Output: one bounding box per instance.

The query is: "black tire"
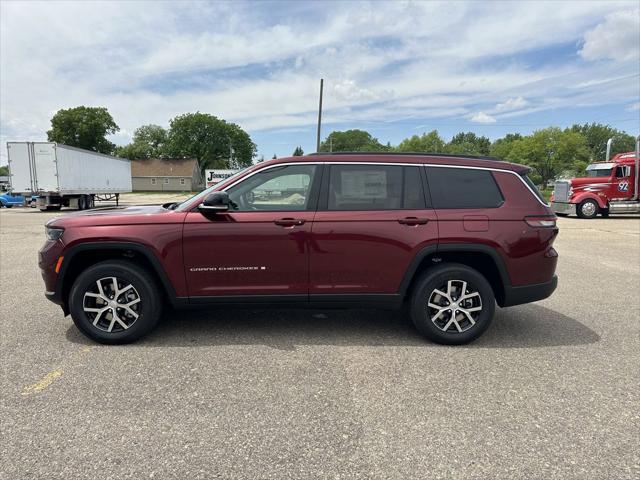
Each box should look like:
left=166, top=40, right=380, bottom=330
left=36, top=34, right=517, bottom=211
left=410, top=263, right=495, bottom=345
left=88, top=195, right=95, bottom=209
left=5, top=204, right=12, bottom=208
left=68, top=260, right=162, bottom=344
left=77, top=195, right=86, bottom=210
left=576, top=199, right=599, bottom=219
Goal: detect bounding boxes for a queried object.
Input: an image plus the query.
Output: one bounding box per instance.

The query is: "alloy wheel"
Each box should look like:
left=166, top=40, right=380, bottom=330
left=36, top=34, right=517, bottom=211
left=581, top=201, right=597, bottom=217
left=82, top=277, right=141, bottom=332
left=427, top=279, right=483, bottom=333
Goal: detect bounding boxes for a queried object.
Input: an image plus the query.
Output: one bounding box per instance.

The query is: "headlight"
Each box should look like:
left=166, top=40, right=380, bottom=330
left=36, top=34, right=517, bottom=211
left=46, top=227, right=64, bottom=241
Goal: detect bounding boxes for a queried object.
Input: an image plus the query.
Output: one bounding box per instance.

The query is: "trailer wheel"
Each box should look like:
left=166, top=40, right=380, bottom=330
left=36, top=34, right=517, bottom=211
left=88, top=195, right=95, bottom=209
left=577, top=199, right=599, bottom=219
left=78, top=195, right=86, bottom=210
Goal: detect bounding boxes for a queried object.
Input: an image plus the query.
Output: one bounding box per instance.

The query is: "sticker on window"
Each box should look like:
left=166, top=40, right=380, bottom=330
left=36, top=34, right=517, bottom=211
left=340, top=171, right=387, bottom=199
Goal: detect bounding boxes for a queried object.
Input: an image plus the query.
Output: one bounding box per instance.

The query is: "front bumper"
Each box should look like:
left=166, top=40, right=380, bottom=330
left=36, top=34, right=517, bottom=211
left=502, top=275, right=558, bottom=307
left=551, top=202, right=575, bottom=215
left=39, top=239, right=67, bottom=312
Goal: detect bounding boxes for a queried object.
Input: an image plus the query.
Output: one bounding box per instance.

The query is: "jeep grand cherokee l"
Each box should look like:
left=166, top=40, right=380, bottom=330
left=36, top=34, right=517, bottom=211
left=39, top=153, right=558, bottom=345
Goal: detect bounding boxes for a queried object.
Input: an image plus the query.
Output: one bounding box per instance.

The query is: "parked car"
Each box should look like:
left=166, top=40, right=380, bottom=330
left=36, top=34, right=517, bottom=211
left=39, top=153, right=559, bottom=345
left=0, top=191, right=26, bottom=208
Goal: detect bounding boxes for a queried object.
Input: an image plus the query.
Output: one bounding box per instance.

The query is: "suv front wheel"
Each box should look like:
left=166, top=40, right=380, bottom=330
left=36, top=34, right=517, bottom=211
left=410, top=264, right=495, bottom=345
left=69, top=260, right=162, bottom=344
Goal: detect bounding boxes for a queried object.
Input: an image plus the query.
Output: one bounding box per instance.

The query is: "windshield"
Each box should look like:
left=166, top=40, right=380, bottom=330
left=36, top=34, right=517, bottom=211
left=587, top=168, right=613, bottom=178
left=175, top=165, right=254, bottom=211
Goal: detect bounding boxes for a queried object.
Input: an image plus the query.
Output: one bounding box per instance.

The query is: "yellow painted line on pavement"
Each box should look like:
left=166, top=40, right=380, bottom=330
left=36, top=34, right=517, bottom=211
left=21, top=346, right=94, bottom=396
left=21, top=369, right=63, bottom=395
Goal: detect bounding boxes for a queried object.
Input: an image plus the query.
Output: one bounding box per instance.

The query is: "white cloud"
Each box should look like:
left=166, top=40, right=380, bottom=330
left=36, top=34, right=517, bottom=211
left=496, top=97, right=529, bottom=111
left=579, top=9, right=640, bottom=62
left=627, top=102, right=640, bottom=111
left=469, top=112, right=497, bottom=124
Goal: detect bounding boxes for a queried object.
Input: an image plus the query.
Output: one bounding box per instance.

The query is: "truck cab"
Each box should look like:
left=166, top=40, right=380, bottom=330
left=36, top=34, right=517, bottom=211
left=552, top=139, right=640, bottom=218
left=0, top=191, right=27, bottom=208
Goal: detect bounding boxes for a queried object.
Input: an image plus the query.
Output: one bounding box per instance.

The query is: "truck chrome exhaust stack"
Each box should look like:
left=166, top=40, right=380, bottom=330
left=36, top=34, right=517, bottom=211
left=605, top=138, right=613, bottom=162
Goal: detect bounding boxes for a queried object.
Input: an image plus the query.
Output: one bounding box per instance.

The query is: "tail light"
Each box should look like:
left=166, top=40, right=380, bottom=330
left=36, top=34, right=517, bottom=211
left=525, top=216, right=557, bottom=228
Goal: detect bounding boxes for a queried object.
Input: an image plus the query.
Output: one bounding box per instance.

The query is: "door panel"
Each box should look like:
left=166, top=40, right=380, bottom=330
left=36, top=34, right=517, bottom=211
left=183, top=211, right=315, bottom=296
left=613, top=166, right=634, bottom=201
left=182, top=163, right=321, bottom=297
left=309, top=164, right=438, bottom=294
left=309, top=209, right=438, bottom=294
left=32, top=143, right=58, bottom=192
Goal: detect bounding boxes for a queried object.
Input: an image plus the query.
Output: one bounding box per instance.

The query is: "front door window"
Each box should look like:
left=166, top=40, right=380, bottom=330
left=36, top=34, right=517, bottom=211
left=227, top=164, right=317, bottom=211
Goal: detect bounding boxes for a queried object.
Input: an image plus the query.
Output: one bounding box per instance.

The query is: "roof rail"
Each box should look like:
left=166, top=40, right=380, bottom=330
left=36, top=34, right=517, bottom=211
left=308, top=151, right=501, bottom=161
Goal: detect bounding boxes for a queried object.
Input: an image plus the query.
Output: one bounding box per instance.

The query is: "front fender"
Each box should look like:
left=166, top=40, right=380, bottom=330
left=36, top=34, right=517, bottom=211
left=571, top=191, right=607, bottom=209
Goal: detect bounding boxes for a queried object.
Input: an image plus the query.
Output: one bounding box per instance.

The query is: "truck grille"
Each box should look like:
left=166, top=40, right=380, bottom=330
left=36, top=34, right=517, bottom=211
left=554, top=181, right=570, bottom=202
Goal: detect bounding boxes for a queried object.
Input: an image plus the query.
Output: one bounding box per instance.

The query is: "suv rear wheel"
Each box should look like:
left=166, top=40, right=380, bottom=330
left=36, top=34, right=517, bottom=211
left=69, top=260, right=162, bottom=344
left=410, top=264, right=495, bottom=345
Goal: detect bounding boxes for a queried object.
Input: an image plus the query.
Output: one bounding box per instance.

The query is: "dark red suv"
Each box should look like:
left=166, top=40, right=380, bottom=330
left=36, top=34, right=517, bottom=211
left=39, top=153, right=558, bottom=345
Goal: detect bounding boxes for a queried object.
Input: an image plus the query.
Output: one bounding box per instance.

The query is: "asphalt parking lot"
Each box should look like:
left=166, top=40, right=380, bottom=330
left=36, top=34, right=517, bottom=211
left=1, top=206, right=638, bottom=479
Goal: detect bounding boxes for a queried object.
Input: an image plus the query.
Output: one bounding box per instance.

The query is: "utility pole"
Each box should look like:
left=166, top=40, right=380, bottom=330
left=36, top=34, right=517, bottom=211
left=316, top=78, right=324, bottom=153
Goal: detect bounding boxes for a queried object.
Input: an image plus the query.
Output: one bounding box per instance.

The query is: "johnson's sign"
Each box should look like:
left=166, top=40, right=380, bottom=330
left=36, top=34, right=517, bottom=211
left=205, top=169, right=238, bottom=188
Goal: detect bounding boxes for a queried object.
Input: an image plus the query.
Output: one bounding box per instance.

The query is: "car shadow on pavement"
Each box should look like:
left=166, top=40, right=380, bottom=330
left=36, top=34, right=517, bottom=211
left=66, top=303, right=600, bottom=350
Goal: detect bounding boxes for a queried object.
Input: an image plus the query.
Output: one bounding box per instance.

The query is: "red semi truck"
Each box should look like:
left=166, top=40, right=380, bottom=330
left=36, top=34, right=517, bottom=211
left=551, top=136, right=640, bottom=218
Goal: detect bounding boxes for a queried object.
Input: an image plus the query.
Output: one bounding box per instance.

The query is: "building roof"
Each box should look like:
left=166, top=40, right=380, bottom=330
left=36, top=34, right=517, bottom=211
left=131, top=158, right=199, bottom=177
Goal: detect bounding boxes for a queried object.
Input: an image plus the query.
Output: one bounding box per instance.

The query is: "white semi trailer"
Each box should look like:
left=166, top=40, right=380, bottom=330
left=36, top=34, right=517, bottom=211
left=6, top=142, right=131, bottom=211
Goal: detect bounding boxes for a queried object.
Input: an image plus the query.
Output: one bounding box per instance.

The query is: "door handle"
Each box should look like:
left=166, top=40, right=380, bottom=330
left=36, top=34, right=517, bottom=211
left=274, top=218, right=306, bottom=227
left=398, top=217, right=429, bottom=226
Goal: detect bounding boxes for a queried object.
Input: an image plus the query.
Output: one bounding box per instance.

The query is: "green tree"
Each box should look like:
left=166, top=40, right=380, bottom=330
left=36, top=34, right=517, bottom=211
left=319, top=129, right=389, bottom=152
left=396, top=130, right=445, bottom=152
left=490, top=133, right=523, bottom=160
left=567, top=123, right=635, bottom=161
left=166, top=112, right=256, bottom=169
left=116, top=124, right=168, bottom=159
left=47, top=106, right=119, bottom=154
left=0, top=165, right=9, bottom=176
left=292, top=146, right=304, bottom=156
left=446, top=132, right=491, bottom=156
left=507, top=127, right=590, bottom=186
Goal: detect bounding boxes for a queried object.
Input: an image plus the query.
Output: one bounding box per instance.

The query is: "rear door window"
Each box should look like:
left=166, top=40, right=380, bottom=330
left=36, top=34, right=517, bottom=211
left=426, top=167, right=503, bottom=209
left=326, top=165, right=426, bottom=210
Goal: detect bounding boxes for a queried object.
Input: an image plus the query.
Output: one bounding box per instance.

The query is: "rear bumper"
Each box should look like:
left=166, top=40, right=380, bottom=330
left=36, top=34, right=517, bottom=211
left=502, top=275, right=558, bottom=307
left=551, top=202, right=575, bottom=215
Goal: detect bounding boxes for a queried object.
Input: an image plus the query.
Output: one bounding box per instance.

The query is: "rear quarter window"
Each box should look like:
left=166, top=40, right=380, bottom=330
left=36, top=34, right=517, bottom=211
left=426, top=167, right=504, bottom=209
left=520, top=172, right=547, bottom=204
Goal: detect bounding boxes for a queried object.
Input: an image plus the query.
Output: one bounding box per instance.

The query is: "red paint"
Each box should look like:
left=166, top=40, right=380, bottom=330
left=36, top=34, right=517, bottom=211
left=309, top=209, right=438, bottom=294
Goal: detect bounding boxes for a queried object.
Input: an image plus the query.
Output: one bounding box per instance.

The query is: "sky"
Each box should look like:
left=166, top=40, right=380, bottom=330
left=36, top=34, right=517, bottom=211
left=1, top=0, right=639, bottom=164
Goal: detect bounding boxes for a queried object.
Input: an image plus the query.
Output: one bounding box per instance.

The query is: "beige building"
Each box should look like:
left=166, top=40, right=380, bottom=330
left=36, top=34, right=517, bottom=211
left=131, top=158, right=203, bottom=192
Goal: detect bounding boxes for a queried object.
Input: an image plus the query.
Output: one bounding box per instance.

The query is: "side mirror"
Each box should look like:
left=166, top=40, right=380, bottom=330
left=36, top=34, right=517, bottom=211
left=199, top=191, right=230, bottom=212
